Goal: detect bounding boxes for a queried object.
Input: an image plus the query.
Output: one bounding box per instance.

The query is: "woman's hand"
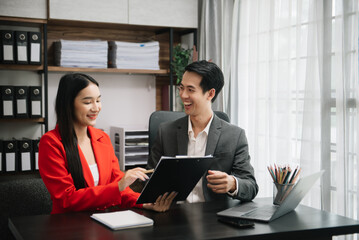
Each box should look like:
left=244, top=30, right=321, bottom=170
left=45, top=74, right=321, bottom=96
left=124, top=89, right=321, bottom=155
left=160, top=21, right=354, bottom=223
left=142, top=192, right=178, bottom=212
left=118, top=167, right=149, bottom=191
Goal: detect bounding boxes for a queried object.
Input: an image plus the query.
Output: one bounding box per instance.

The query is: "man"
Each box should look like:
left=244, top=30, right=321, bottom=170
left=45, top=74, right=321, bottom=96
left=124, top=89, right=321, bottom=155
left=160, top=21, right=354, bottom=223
left=147, top=60, right=258, bottom=202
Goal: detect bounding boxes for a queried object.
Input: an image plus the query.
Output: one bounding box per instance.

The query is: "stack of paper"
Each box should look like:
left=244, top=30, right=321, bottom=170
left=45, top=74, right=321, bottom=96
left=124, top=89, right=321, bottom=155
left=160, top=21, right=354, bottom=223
left=54, top=40, right=108, bottom=68
left=91, top=210, right=153, bottom=230
left=108, top=41, right=160, bottom=70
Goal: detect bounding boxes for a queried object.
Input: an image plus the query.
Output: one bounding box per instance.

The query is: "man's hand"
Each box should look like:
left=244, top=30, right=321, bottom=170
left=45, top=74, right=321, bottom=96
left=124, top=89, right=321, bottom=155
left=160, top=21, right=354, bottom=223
left=206, top=170, right=236, bottom=193
left=118, top=168, right=149, bottom=191
left=142, top=192, right=178, bottom=212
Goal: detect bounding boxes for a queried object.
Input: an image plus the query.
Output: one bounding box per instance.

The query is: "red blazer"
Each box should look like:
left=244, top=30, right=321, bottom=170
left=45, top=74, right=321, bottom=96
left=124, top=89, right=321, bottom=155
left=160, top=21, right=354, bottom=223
left=39, top=125, right=141, bottom=214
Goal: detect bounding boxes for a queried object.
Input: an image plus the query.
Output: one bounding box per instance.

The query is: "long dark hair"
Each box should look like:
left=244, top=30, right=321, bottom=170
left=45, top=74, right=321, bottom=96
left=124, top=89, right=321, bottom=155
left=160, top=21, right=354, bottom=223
left=55, top=73, right=99, bottom=190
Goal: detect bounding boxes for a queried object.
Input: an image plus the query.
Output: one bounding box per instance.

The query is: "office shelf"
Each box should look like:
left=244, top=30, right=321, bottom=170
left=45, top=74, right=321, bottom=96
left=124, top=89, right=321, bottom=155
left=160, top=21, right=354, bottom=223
left=48, top=66, right=168, bottom=75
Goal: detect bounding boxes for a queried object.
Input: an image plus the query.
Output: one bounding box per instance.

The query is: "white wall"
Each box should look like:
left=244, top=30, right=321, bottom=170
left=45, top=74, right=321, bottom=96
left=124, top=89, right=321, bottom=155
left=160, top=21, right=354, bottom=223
left=47, top=73, right=156, bottom=134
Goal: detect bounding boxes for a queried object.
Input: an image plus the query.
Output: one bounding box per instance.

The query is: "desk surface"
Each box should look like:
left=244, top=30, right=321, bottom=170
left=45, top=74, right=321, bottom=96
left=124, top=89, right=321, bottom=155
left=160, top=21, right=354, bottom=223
left=9, top=198, right=359, bottom=240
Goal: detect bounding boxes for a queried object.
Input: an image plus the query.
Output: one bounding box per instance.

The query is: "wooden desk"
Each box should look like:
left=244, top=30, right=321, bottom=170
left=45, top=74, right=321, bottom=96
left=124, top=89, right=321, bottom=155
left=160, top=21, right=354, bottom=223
left=9, top=198, right=359, bottom=240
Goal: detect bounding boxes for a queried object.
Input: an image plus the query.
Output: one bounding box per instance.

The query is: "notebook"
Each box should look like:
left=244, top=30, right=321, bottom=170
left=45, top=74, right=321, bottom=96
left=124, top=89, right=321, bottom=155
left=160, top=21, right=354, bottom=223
left=136, top=155, right=214, bottom=204
left=217, top=170, right=324, bottom=222
left=91, top=210, right=153, bottom=230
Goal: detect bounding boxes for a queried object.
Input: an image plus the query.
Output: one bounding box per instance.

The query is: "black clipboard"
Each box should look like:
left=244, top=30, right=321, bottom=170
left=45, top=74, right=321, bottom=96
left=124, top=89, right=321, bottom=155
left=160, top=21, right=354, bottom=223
left=136, top=155, right=214, bottom=204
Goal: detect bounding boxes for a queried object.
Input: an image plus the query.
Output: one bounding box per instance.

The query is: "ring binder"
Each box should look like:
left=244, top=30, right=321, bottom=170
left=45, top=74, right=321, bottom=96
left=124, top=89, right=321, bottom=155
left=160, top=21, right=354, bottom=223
left=29, top=86, right=42, bottom=118
left=1, top=86, right=15, bottom=118
left=1, top=30, right=15, bottom=64
left=32, top=139, right=40, bottom=170
left=15, top=31, right=28, bottom=64
left=28, top=32, right=42, bottom=65
left=18, top=139, right=33, bottom=171
left=3, top=140, right=17, bottom=172
left=15, top=86, right=29, bottom=118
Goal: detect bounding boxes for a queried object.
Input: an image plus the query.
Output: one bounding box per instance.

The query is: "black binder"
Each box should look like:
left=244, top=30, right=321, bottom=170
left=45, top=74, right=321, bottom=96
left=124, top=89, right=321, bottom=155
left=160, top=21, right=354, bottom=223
left=0, top=140, right=3, bottom=173
left=18, top=139, right=33, bottom=171
left=1, top=30, right=15, bottom=64
left=1, top=86, right=14, bottom=118
left=3, top=140, right=18, bottom=172
left=28, top=31, right=42, bottom=65
left=29, top=86, right=42, bottom=118
left=136, top=155, right=215, bottom=204
left=15, top=31, right=28, bottom=64
left=32, top=139, right=40, bottom=171
left=15, top=86, right=29, bottom=118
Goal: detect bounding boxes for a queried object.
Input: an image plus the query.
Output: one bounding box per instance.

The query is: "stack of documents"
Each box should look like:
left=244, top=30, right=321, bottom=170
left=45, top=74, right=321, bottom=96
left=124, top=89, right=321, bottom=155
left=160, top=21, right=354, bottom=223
left=54, top=40, right=108, bottom=68
left=108, top=41, right=160, bottom=70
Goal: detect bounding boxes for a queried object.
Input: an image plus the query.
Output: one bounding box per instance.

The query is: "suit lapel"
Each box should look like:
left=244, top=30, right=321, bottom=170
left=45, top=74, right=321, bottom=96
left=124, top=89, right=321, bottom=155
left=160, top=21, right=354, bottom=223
left=177, top=116, right=189, bottom=155
left=205, top=115, right=222, bottom=156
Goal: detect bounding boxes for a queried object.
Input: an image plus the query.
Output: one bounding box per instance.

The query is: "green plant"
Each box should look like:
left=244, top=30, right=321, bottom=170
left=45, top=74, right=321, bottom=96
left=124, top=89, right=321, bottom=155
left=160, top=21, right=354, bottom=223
left=171, top=44, right=193, bottom=84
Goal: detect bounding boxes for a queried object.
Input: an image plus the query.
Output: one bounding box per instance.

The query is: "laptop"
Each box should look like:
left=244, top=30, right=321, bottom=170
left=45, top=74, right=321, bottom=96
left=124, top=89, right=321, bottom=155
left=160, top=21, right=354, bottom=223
left=217, top=170, right=324, bottom=222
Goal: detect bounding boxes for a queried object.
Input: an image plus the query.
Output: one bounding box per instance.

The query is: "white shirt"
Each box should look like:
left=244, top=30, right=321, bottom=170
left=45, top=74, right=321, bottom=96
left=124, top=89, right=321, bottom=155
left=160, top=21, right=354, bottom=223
left=89, top=163, right=99, bottom=186
left=185, top=113, right=239, bottom=203
left=186, top=114, right=213, bottom=203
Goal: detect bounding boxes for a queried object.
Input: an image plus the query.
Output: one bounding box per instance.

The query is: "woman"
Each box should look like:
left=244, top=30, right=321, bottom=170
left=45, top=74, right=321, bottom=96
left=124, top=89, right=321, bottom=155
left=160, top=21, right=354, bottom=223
left=39, top=73, right=176, bottom=214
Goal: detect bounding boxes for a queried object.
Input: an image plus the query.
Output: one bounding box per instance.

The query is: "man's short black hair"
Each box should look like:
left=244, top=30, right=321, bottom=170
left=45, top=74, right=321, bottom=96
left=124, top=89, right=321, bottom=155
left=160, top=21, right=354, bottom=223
left=184, top=60, right=224, bottom=102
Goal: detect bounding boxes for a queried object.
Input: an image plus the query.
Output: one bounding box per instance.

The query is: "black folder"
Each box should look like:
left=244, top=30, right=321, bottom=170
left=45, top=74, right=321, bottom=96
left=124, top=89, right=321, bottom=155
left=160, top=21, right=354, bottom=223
left=1, top=86, right=14, bottom=118
left=15, top=31, right=28, bottom=64
left=136, top=155, right=215, bottom=204
left=0, top=139, right=3, bottom=173
left=18, top=139, right=33, bottom=171
left=1, top=30, right=15, bottom=64
left=29, top=86, right=42, bottom=118
left=28, top=32, right=41, bottom=65
left=32, top=139, right=40, bottom=171
left=15, top=86, right=29, bottom=118
left=3, top=140, right=18, bottom=172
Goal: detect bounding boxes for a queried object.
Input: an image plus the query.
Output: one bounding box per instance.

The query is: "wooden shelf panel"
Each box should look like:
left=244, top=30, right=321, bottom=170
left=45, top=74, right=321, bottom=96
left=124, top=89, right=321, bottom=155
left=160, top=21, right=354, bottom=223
left=0, top=118, right=45, bottom=123
left=48, top=66, right=168, bottom=75
left=0, top=16, right=46, bottom=25
left=0, top=64, right=43, bottom=71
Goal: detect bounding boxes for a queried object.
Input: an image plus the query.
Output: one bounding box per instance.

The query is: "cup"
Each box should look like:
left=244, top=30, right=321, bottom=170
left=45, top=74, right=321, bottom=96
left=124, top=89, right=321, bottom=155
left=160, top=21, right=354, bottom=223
left=273, top=182, right=294, bottom=205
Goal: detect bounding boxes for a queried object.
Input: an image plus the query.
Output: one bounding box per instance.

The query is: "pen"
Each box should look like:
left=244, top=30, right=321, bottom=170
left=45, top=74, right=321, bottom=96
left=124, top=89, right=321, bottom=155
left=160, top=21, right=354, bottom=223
left=143, top=169, right=154, bottom=174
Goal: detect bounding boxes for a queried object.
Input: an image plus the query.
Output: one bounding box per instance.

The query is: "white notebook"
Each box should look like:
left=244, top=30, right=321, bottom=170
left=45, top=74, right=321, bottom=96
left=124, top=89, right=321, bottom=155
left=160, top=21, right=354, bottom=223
left=91, top=210, right=153, bottom=230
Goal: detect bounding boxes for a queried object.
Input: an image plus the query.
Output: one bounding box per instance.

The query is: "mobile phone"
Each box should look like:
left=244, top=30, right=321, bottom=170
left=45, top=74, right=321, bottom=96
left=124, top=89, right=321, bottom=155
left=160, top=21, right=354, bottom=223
left=217, top=217, right=255, bottom=228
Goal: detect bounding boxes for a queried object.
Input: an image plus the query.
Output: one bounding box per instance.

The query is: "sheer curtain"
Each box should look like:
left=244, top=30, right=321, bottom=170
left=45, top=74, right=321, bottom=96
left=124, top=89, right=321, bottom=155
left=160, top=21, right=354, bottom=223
left=199, top=0, right=359, bottom=235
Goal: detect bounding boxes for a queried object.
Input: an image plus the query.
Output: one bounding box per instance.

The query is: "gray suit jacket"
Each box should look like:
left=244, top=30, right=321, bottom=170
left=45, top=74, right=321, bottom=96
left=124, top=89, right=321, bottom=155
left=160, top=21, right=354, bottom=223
left=147, top=114, right=258, bottom=202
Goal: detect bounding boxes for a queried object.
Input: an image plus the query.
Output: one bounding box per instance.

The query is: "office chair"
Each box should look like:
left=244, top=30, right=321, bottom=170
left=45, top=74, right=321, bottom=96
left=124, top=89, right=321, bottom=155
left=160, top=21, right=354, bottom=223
left=148, top=110, right=230, bottom=151
left=0, top=176, right=52, bottom=239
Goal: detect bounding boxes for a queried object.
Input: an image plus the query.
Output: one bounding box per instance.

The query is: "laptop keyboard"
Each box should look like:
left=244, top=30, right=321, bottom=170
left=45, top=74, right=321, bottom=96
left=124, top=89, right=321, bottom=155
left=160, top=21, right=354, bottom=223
left=242, top=205, right=279, bottom=219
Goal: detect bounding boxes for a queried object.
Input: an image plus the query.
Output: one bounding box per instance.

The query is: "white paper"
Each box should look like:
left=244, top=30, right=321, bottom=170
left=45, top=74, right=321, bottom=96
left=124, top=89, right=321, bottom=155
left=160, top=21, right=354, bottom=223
left=3, top=45, right=13, bottom=61
left=6, top=153, right=15, bottom=171
left=31, top=100, right=41, bottom=115
left=17, top=45, right=27, bottom=61
left=21, top=152, right=31, bottom=171
left=3, top=100, right=13, bottom=116
left=17, top=99, right=27, bottom=114
left=31, top=43, right=40, bottom=62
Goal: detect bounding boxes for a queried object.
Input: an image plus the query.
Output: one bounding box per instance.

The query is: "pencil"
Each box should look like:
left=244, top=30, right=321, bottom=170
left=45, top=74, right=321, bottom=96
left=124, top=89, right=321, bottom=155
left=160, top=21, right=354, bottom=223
left=143, top=169, right=154, bottom=174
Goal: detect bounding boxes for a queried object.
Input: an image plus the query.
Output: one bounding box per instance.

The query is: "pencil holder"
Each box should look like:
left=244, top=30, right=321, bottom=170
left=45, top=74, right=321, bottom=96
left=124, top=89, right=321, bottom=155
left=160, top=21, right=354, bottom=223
left=273, top=182, right=294, bottom=205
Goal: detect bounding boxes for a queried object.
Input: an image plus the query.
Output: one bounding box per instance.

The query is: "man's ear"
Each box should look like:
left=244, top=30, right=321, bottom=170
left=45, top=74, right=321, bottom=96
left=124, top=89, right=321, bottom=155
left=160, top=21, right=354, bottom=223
left=207, top=88, right=216, bottom=101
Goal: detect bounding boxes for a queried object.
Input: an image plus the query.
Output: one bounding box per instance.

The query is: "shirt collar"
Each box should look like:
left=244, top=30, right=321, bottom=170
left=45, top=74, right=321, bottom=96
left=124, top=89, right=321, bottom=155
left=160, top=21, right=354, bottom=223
left=188, top=112, right=214, bottom=136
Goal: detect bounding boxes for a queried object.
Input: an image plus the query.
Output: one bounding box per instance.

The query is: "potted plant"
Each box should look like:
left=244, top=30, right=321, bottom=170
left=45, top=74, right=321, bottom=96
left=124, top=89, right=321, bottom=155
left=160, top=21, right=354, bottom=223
left=171, top=44, right=193, bottom=111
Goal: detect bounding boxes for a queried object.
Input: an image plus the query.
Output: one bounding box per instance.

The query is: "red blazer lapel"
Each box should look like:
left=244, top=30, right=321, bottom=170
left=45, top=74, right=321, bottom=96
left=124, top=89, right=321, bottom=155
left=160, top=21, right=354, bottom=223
left=78, top=146, right=94, bottom=187
left=88, top=126, right=113, bottom=186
